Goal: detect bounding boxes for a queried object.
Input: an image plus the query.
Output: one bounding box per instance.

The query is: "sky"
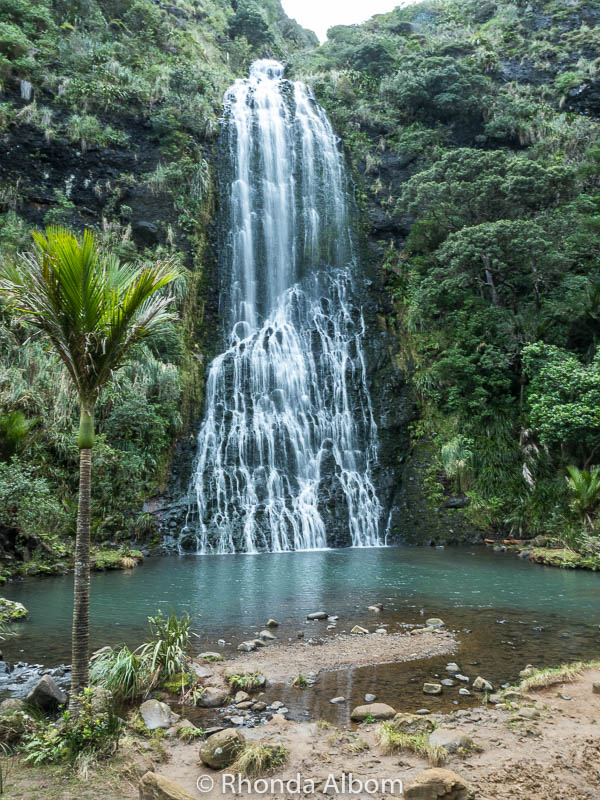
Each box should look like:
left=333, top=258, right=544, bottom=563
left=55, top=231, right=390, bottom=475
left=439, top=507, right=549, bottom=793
left=281, top=1, right=407, bottom=43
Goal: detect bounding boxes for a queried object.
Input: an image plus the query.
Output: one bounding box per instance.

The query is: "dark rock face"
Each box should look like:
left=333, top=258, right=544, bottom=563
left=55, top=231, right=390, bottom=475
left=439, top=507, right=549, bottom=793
left=25, top=674, right=67, bottom=711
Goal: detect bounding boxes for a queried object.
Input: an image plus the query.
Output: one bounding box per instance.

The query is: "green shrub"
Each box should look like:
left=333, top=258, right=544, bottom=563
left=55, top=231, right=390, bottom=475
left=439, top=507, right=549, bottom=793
left=22, top=689, right=122, bottom=766
left=227, top=672, right=265, bottom=692
left=90, top=645, right=151, bottom=703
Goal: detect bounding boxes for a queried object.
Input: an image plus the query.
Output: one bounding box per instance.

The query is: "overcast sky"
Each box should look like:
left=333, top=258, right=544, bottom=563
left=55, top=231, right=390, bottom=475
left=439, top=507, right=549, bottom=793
left=281, top=1, right=406, bottom=42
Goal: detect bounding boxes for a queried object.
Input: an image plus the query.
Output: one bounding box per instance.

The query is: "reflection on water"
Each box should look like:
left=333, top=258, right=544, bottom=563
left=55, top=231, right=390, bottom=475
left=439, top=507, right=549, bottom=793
left=2, top=547, right=599, bottom=718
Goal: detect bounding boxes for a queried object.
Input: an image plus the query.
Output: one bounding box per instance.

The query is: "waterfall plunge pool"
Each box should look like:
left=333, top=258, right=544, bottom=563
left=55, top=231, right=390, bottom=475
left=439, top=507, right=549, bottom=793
left=1, top=546, right=599, bottom=720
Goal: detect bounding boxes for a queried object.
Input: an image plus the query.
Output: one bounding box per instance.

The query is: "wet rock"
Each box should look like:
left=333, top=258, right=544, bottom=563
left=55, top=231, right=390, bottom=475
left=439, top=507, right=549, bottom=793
left=266, top=619, right=279, bottom=627
left=234, top=691, right=250, bottom=703
left=473, top=676, right=493, bottom=692
left=350, top=702, right=395, bottom=721
left=429, top=728, right=474, bottom=753
left=364, top=693, right=377, bottom=702
left=351, top=625, right=368, bottom=634
left=197, top=652, right=223, bottom=661
left=270, top=701, right=285, bottom=710
left=26, top=675, right=67, bottom=711
left=458, top=688, right=471, bottom=697
left=138, top=771, right=196, bottom=800
left=133, top=220, right=160, bottom=246
left=196, top=687, right=229, bottom=708
left=390, top=713, right=435, bottom=735
left=441, top=679, right=455, bottom=687
left=237, top=641, right=257, bottom=652
left=330, top=696, right=346, bottom=704
left=425, top=618, right=444, bottom=627
left=455, top=674, right=469, bottom=683
left=199, top=728, right=245, bottom=769
left=235, top=701, right=253, bottom=710
left=519, top=664, right=535, bottom=678
left=259, top=630, right=276, bottom=640
left=297, top=631, right=304, bottom=639
left=404, top=768, right=475, bottom=800
left=423, top=683, right=442, bottom=695
left=140, top=699, right=179, bottom=731
left=0, top=598, right=28, bottom=623
left=251, top=701, right=267, bottom=711
left=307, top=612, right=328, bottom=620
left=415, top=708, right=431, bottom=715
left=229, top=715, right=246, bottom=725
left=445, top=663, right=460, bottom=674
left=204, top=726, right=225, bottom=737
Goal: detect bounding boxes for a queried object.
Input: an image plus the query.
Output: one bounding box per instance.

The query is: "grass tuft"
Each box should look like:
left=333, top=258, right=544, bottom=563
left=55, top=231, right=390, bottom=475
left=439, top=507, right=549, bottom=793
left=519, top=660, right=600, bottom=692
left=378, top=723, right=446, bottom=767
left=227, top=672, right=265, bottom=692
left=229, top=743, right=288, bottom=777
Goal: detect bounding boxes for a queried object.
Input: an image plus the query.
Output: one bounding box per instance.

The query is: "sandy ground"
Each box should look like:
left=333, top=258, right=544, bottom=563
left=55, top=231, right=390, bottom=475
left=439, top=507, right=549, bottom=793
left=4, top=662, right=600, bottom=799
left=156, top=667, right=600, bottom=800
left=224, top=629, right=456, bottom=683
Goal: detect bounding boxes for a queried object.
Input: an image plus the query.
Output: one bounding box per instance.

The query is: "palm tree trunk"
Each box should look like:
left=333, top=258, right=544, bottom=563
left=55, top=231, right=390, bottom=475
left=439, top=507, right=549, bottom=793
left=70, top=407, right=94, bottom=705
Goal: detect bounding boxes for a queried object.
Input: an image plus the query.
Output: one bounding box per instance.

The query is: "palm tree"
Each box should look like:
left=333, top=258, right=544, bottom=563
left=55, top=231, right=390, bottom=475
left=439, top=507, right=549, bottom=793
left=0, top=227, right=180, bottom=701
left=566, top=465, right=600, bottom=529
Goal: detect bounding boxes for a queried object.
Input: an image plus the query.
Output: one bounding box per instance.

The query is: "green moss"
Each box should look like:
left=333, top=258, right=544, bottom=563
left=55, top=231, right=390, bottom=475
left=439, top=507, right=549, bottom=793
left=0, top=597, right=28, bottom=623
left=529, top=547, right=600, bottom=571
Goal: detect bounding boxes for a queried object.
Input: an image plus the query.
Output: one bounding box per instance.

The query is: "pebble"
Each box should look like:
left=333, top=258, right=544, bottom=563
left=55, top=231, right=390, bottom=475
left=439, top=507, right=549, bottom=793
left=456, top=674, right=470, bottom=683
left=330, top=696, right=346, bottom=704
left=415, top=708, right=430, bottom=715
left=459, top=688, right=471, bottom=696
left=307, top=611, right=328, bottom=620
left=375, top=628, right=388, bottom=634
left=364, top=693, right=377, bottom=702
left=266, top=619, right=279, bottom=627
left=423, top=683, right=442, bottom=695
left=350, top=625, right=369, bottom=634
left=441, top=679, right=455, bottom=687
left=446, top=663, right=460, bottom=674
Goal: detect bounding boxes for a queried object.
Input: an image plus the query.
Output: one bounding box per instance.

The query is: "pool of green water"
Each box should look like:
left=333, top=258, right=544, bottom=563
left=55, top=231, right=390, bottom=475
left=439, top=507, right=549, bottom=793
left=2, top=546, right=599, bottom=721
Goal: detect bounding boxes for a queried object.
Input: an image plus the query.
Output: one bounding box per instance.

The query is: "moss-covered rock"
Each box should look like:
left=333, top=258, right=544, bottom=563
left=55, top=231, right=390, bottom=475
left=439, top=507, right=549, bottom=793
left=0, top=597, right=28, bottom=623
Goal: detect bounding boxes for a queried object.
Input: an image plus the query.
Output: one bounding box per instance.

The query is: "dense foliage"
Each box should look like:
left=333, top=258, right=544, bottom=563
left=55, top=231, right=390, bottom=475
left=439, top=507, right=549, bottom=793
left=297, top=0, right=600, bottom=546
left=0, top=0, right=314, bottom=572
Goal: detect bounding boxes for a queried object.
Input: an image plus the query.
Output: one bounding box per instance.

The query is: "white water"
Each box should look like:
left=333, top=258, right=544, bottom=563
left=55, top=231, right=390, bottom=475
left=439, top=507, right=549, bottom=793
left=182, top=60, right=382, bottom=553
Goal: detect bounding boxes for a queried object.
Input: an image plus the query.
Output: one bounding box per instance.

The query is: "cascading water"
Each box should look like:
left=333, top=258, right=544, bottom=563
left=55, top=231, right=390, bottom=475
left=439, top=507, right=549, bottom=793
left=180, top=60, right=382, bottom=554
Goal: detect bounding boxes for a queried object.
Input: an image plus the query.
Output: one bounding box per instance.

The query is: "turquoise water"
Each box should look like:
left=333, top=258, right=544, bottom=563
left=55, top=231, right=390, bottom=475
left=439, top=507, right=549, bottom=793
left=3, top=547, right=599, bottom=677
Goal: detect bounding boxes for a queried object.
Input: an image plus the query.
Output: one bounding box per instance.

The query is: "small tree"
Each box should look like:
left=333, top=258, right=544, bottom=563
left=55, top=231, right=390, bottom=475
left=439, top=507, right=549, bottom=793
left=566, top=465, right=600, bottom=529
left=0, top=227, right=179, bottom=701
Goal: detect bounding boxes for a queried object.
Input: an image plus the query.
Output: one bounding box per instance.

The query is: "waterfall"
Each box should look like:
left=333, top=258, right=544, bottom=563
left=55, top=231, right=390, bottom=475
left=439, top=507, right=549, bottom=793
left=180, top=60, right=382, bottom=554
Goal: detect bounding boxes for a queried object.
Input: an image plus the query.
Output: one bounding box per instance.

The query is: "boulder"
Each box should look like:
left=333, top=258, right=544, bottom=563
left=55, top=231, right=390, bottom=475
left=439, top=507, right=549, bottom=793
left=26, top=675, right=67, bottom=711
left=390, top=713, right=435, bottom=735
left=251, top=701, right=267, bottom=711
left=473, top=676, right=493, bottom=692
left=199, top=728, right=245, bottom=769
left=0, top=698, right=26, bottom=716
left=350, top=625, right=368, bottom=634
left=259, top=630, right=276, bottom=640
left=423, top=683, right=442, bottom=695
left=266, top=619, right=279, bottom=627
left=140, top=699, right=179, bottom=731
left=138, top=771, right=195, bottom=800
left=429, top=728, right=474, bottom=753
left=403, top=768, right=475, bottom=800
left=0, top=598, right=28, bottom=623
left=196, top=687, right=229, bottom=708
left=237, top=641, right=256, bottom=652
left=307, top=611, right=328, bottom=620
left=234, top=691, right=250, bottom=703
left=197, top=652, right=223, bottom=661
left=425, top=618, right=444, bottom=627
left=350, top=703, right=395, bottom=721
